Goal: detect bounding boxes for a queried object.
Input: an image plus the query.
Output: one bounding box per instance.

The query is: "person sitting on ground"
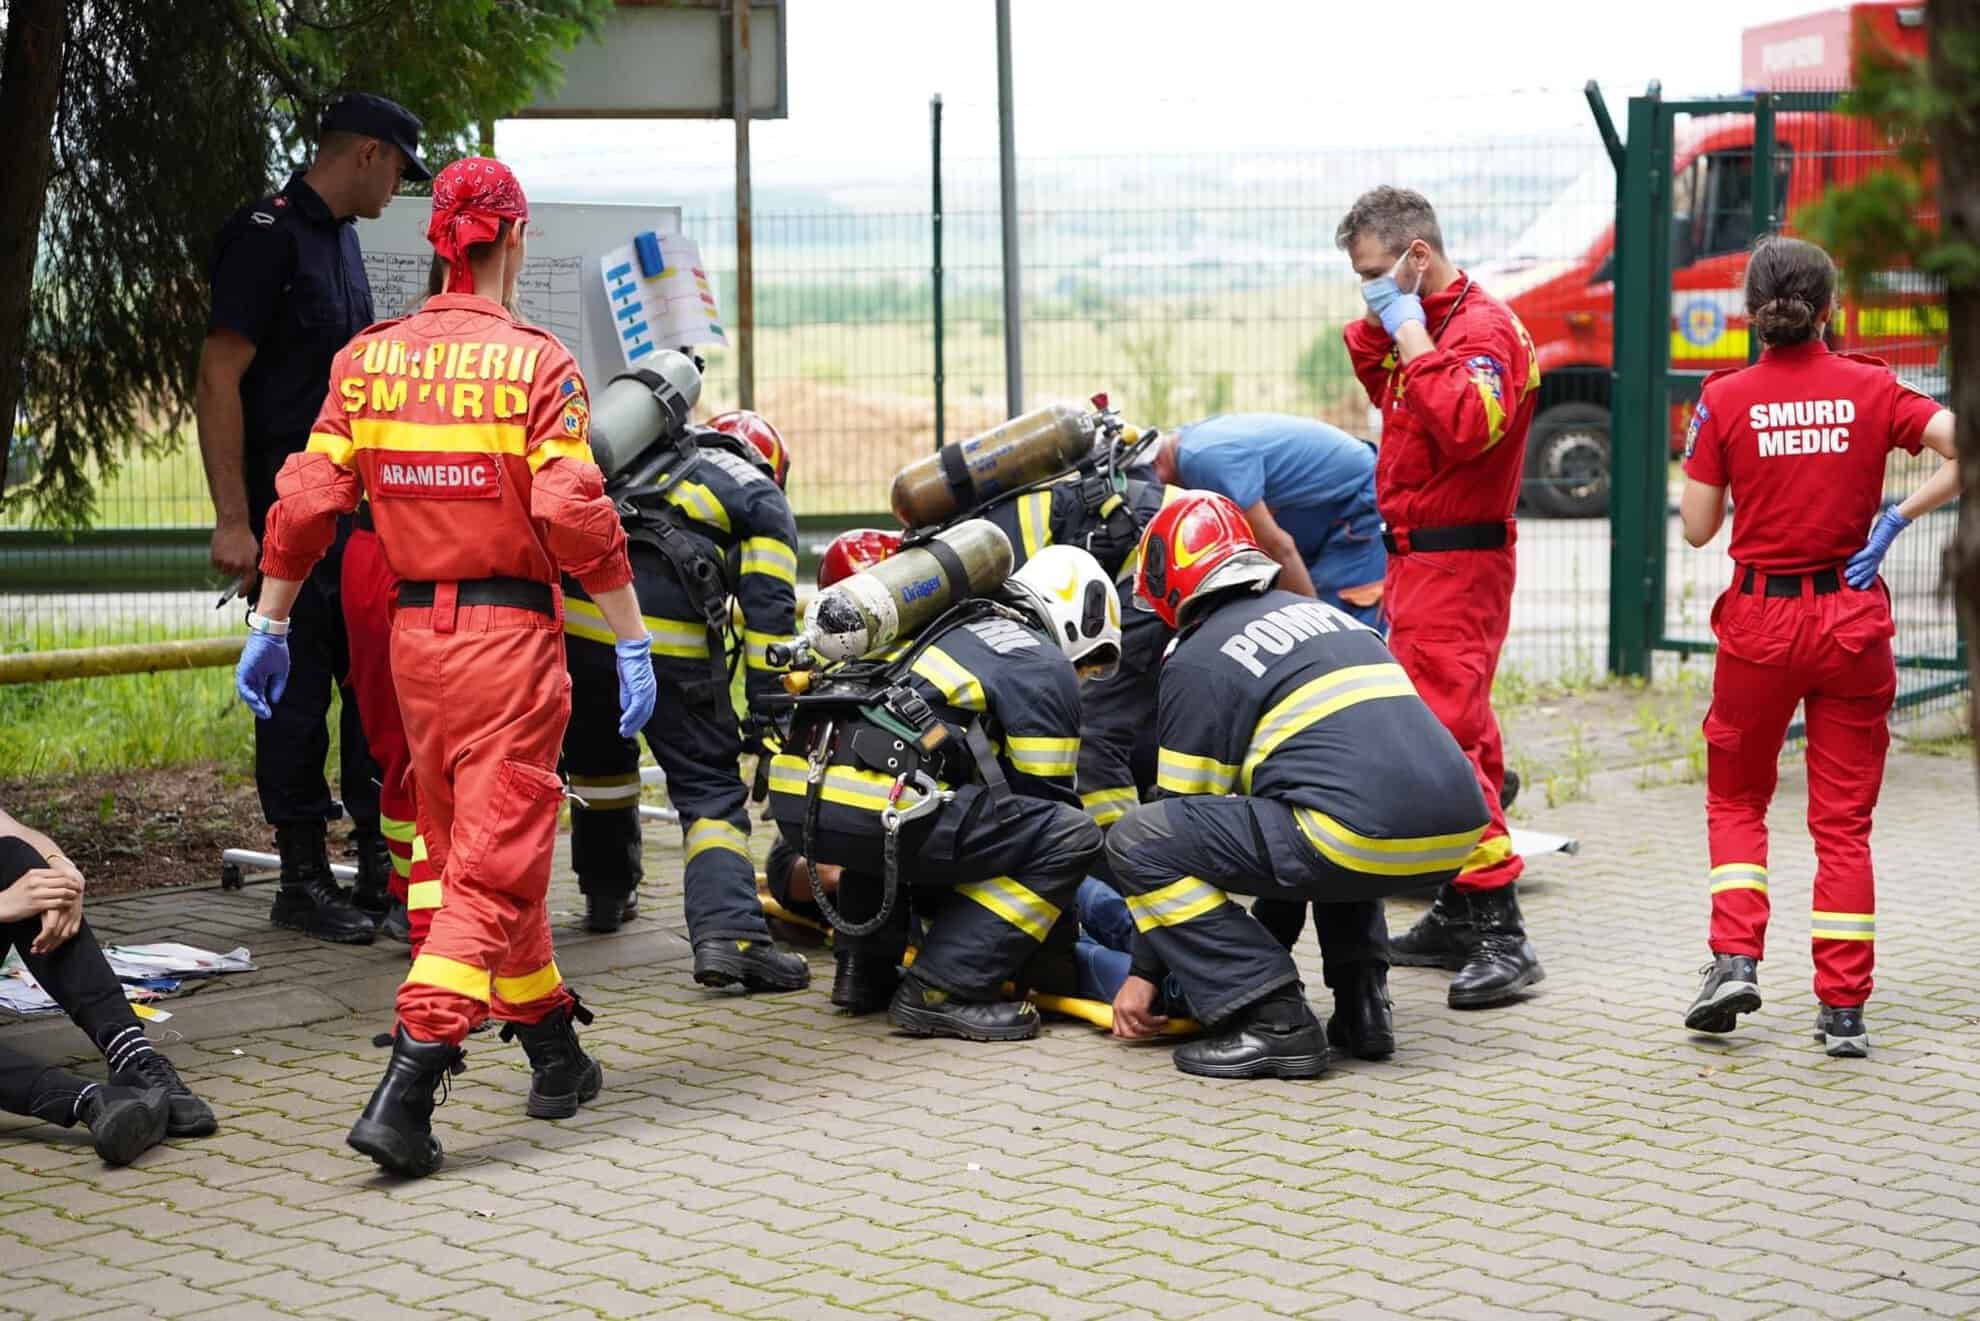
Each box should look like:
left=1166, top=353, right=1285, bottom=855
left=0, top=808, right=219, bottom=1164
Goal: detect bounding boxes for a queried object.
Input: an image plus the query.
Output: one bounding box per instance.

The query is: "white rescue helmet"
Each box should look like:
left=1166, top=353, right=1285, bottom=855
left=1006, top=544, right=1122, bottom=682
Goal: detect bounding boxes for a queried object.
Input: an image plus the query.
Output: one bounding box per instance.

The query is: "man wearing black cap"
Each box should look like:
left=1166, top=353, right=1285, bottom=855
left=195, top=93, right=430, bottom=944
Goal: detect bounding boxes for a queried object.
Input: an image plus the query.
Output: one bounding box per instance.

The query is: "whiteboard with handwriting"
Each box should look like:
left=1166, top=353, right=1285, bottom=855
left=356, top=200, right=683, bottom=391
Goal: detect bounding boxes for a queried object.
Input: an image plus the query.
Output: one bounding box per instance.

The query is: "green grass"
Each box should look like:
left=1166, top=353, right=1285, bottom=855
left=0, top=666, right=253, bottom=779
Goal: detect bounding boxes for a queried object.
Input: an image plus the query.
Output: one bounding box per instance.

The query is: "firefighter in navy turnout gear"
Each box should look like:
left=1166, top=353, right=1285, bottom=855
left=1106, top=493, right=1489, bottom=1078
left=561, top=368, right=809, bottom=992
left=896, top=396, right=1179, bottom=831
left=764, top=534, right=1115, bottom=1042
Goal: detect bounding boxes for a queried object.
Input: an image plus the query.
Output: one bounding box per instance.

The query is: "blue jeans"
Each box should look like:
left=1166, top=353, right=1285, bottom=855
left=1073, top=877, right=1190, bottom=1012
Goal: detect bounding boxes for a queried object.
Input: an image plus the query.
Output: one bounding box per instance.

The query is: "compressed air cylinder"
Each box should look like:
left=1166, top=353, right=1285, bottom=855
left=587, top=350, right=703, bottom=479
left=891, top=403, right=1094, bottom=529
left=801, top=519, right=1014, bottom=662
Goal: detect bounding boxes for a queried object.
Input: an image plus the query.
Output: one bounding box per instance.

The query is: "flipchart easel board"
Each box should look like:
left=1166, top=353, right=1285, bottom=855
left=355, top=200, right=684, bottom=393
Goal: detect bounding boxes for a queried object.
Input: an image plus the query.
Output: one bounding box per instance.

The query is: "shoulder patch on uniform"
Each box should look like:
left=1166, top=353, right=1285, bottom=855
left=1465, top=354, right=1507, bottom=407
left=1683, top=401, right=1709, bottom=461
left=560, top=378, right=577, bottom=396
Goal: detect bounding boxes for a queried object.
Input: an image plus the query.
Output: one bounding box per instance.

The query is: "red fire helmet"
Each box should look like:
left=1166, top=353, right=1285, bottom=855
left=707, top=409, right=789, bottom=489
left=1134, top=491, right=1280, bottom=630
left=817, top=527, right=903, bottom=589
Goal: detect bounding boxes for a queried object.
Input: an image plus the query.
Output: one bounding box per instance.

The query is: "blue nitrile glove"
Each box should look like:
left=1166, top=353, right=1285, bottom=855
left=1379, top=292, right=1426, bottom=338
left=235, top=632, right=290, bottom=720
left=1845, top=506, right=1910, bottom=589
left=614, top=635, right=657, bottom=738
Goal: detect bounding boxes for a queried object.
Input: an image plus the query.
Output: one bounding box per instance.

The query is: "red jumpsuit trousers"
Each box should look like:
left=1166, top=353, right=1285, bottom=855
left=392, top=589, right=575, bottom=1044
left=341, top=523, right=438, bottom=953
left=1705, top=576, right=1894, bottom=1007
left=1383, top=540, right=1522, bottom=893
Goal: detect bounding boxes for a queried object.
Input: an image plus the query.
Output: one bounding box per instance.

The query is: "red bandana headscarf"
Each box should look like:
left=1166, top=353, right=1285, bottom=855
left=426, top=157, right=529, bottom=295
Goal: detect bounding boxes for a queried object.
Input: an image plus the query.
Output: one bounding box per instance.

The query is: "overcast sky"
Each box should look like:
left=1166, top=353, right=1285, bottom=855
left=500, top=0, right=1840, bottom=198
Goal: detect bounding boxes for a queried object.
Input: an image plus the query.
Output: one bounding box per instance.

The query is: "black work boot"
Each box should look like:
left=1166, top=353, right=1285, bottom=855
left=1499, top=767, right=1521, bottom=810
left=349, top=829, right=393, bottom=921
left=1325, top=964, right=1395, bottom=1061
left=377, top=899, right=411, bottom=945
left=1387, top=884, right=1470, bottom=970
left=1173, top=988, right=1329, bottom=1080
left=1684, top=953, right=1761, bottom=1034
left=1447, top=886, right=1545, bottom=1009
left=584, top=888, right=638, bottom=934
left=346, top=1028, right=465, bottom=1178
left=75, top=1085, right=172, bottom=1167
left=101, top=1027, right=218, bottom=1137
left=692, top=938, right=811, bottom=992
left=270, top=822, right=375, bottom=945
left=830, top=950, right=901, bottom=1014
left=887, top=973, right=1039, bottom=1042
left=500, top=998, right=603, bottom=1118
left=1814, top=1004, right=1869, bottom=1058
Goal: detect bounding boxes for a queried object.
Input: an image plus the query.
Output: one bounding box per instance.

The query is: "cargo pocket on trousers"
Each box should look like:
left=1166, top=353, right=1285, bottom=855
left=1709, top=591, right=1795, bottom=668
left=1701, top=706, right=1742, bottom=758
left=460, top=759, right=567, bottom=900
left=1830, top=587, right=1897, bottom=656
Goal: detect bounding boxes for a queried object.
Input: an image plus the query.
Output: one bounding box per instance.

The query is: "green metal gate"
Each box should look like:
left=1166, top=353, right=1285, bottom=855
left=1604, top=85, right=1967, bottom=713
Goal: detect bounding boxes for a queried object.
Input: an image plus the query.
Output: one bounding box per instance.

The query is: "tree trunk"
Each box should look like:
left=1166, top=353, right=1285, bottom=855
left=1928, top=0, right=1980, bottom=787
left=0, top=0, right=66, bottom=500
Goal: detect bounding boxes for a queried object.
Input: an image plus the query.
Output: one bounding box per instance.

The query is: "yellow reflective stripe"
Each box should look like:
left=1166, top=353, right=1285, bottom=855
left=1081, top=786, right=1139, bottom=827
left=1126, top=876, right=1228, bottom=932
left=1016, top=490, right=1052, bottom=561
left=411, top=834, right=429, bottom=864
left=390, top=851, right=413, bottom=879
left=1810, top=910, right=1875, bottom=941
left=569, top=771, right=642, bottom=808
left=306, top=430, right=355, bottom=465
left=1292, top=808, right=1486, bottom=878
left=766, top=755, right=910, bottom=812
left=564, top=600, right=709, bottom=657
left=910, top=644, right=986, bottom=711
left=379, top=815, right=417, bottom=844
left=1155, top=747, right=1238, bottom=797
left=492, top=961, right=563, bottom=1005
left=1241, top=663, right=1417, bottom=791
left=1709, top=863, right=1769, bottom=895
left=528, top=437, right=593, bottom=471
left=956, top=876, right=1061, bottom=942
left=739, top=537, right=798, bottom=586
left=407, top=879, right=443, bottom=911
left=406, top=954, right=490, bottom=1003
left=351, top=418, right=527, bottom=456
left=1457, top=833, right=1516, bottom=874
left=686, top=818, right=750, bottom=862
left=665, top=480, right=732, bottom=533
left=744, top=628, right=790, bottom=671
left=1006, top=734, right=1080, bottom=778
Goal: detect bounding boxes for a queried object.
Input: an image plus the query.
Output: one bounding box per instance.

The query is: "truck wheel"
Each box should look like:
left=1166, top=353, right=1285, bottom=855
left=1522, top=402, right=1611, bottom=519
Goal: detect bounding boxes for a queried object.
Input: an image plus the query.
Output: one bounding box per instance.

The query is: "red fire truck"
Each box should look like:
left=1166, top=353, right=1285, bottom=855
left=1498, top=2, right=1936, bottom=517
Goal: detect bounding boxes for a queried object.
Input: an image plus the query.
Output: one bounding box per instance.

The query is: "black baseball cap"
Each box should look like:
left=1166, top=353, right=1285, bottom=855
left=322, top=92, right=430, bottom=182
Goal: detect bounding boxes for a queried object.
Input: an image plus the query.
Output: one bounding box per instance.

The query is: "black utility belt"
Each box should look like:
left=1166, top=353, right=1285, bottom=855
left=1739, top=566, right=1841, bottom=598
left=396, top=577, right=556, bottom=616
left=1382, top=521, right=1511, bottom=555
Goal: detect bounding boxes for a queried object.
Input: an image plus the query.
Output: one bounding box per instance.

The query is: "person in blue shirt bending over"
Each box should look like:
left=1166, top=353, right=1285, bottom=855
left=1148, top=412, right=1386, bottom=628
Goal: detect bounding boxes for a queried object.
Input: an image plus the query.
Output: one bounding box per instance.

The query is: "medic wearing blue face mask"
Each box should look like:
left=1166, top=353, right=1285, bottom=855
left=1337, top=185, right=1544, bottom=1013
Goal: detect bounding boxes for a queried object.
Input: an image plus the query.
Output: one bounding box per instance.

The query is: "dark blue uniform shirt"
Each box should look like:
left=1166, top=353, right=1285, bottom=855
left=207, top=172, right=375, bottom=532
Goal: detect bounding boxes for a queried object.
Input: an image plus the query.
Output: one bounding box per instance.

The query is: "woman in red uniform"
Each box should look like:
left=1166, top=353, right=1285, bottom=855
left=1678, top=236, right=1958, bottom=1057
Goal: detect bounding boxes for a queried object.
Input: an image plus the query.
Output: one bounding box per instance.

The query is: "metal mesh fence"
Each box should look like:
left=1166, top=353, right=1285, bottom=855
left=0, top=89, right=1959, bottom=714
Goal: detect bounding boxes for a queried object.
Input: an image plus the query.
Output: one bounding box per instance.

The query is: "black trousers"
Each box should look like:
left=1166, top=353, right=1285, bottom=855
left=251, top=528, right=381, bottom=831
left=0, top=838, right=144, bottom=1126
left=820, top=787, right=1102, bottom=999
left=1106, top=796, right=1418, bottom=1026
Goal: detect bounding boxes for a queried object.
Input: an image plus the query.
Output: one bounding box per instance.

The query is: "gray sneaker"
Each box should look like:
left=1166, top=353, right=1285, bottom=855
left=1684, top=954, right=1761, bottom=1034
left=1814, top=1004, right=1869, bottom=1058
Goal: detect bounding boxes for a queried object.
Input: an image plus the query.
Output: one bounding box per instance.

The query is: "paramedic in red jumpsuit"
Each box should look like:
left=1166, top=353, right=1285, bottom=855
left=238, top=159, right=657, bottom=1176
left=1678, top=236, right=1958, bottom=1058
left=1338, top=186, right=1543, bottom=1008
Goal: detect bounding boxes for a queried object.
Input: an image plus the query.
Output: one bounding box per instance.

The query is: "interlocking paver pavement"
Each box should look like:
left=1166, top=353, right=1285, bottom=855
left=4, top=740, right=1980, bottom=1319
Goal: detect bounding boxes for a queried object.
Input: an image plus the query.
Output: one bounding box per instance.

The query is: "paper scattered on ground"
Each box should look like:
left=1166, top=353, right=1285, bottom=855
left=0, top=942, right=253, bottom=1018
left=1510, top=827, right=1579, bottom=857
